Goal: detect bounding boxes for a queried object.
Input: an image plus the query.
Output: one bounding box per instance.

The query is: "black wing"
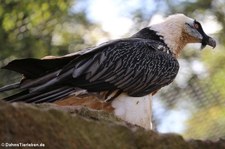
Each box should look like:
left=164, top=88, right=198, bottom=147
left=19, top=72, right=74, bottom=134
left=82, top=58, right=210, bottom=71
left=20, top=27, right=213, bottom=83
left=66, top=38, right=179, bottom=97
left=1, top=38, right=179, bottom=102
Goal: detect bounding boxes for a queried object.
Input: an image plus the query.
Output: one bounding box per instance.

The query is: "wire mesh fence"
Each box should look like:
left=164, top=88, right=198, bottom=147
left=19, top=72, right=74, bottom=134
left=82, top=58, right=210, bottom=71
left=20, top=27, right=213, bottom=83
left=153, top=61, right=225, bottom=140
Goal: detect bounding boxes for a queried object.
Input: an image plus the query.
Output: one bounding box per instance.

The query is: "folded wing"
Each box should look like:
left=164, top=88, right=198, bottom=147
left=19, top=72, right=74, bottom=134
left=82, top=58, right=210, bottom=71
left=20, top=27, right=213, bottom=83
left=1, top=38, right=179, bottom=103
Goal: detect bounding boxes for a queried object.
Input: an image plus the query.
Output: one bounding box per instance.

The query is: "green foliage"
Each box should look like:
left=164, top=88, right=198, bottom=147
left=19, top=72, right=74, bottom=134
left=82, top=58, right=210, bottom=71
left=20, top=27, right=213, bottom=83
left=0, top=0, right=72, bottom=59
left=0, top=0, right=106, bottom=60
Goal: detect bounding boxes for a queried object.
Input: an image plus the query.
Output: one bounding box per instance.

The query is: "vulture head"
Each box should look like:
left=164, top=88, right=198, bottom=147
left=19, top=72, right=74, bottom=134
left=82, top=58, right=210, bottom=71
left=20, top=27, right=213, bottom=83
left=151, top=14, right=216, bottom=57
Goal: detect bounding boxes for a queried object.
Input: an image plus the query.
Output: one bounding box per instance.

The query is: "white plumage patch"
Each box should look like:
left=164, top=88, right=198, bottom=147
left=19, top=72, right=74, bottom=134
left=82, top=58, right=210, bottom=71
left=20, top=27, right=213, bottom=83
left=112, top=93, right=153, bottom=130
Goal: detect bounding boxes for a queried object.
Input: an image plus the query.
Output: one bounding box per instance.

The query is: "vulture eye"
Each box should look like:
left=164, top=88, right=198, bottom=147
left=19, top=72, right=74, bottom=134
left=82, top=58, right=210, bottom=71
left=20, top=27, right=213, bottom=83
left=194, top=23, right=199, bottom=29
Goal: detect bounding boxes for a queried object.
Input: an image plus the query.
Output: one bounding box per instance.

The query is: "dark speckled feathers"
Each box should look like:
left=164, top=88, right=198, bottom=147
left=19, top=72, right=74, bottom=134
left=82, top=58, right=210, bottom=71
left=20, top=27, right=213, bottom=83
left=69, top=38, right=179, bottom=97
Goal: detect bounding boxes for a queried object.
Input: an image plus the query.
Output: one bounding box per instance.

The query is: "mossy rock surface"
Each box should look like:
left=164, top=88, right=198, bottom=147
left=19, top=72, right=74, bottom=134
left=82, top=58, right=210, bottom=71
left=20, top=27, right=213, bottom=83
left=0, top=100, right=224, bottom=149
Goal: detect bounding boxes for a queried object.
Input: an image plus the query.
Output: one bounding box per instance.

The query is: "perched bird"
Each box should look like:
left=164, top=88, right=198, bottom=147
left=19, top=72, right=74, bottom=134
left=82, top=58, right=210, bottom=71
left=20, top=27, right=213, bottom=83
left=0, top=14, right=216, bottom=129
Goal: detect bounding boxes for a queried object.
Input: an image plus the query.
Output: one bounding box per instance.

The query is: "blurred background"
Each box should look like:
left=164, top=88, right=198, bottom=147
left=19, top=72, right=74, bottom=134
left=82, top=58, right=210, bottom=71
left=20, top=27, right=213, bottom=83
left=0, top=0, right=224, bottom=140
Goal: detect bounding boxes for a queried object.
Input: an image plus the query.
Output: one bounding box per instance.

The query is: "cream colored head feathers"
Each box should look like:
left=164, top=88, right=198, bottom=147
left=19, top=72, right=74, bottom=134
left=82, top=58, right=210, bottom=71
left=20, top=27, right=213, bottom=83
left=151, top=14, right=216, bottom=57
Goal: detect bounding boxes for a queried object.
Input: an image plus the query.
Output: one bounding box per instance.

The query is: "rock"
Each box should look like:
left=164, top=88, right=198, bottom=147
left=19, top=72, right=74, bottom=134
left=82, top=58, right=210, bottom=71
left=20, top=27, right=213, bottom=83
left=0, top=100, right=224, bottom=149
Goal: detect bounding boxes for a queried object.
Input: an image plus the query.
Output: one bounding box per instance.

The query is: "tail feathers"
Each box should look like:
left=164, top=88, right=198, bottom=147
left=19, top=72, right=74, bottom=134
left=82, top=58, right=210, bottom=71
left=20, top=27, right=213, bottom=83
left=2, top=56, right=75, bottom=79
left=0, top=82, right=20, bottom=92
left=37, top=89, right=75, bottom=103
left=26, top=87, right=75, bottom=103
left=2, top=87, right=76, bottom=103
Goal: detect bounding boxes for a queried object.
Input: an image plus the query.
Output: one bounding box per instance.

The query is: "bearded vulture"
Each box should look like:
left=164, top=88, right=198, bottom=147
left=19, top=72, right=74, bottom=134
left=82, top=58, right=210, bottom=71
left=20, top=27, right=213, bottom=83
left=0, top=14, right=216, bottom=129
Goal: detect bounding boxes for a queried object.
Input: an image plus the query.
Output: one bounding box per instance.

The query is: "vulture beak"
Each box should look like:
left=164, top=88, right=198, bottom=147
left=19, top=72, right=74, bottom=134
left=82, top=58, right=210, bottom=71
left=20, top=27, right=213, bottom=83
left=201, top=33, right=216, bottom=49
left=185, top=20, right=217, bottom=49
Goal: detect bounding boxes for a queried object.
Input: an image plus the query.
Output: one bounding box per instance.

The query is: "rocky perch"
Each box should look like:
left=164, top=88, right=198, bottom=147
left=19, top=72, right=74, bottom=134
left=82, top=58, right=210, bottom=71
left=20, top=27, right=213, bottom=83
left=0, top=100, right=224, bottom=149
